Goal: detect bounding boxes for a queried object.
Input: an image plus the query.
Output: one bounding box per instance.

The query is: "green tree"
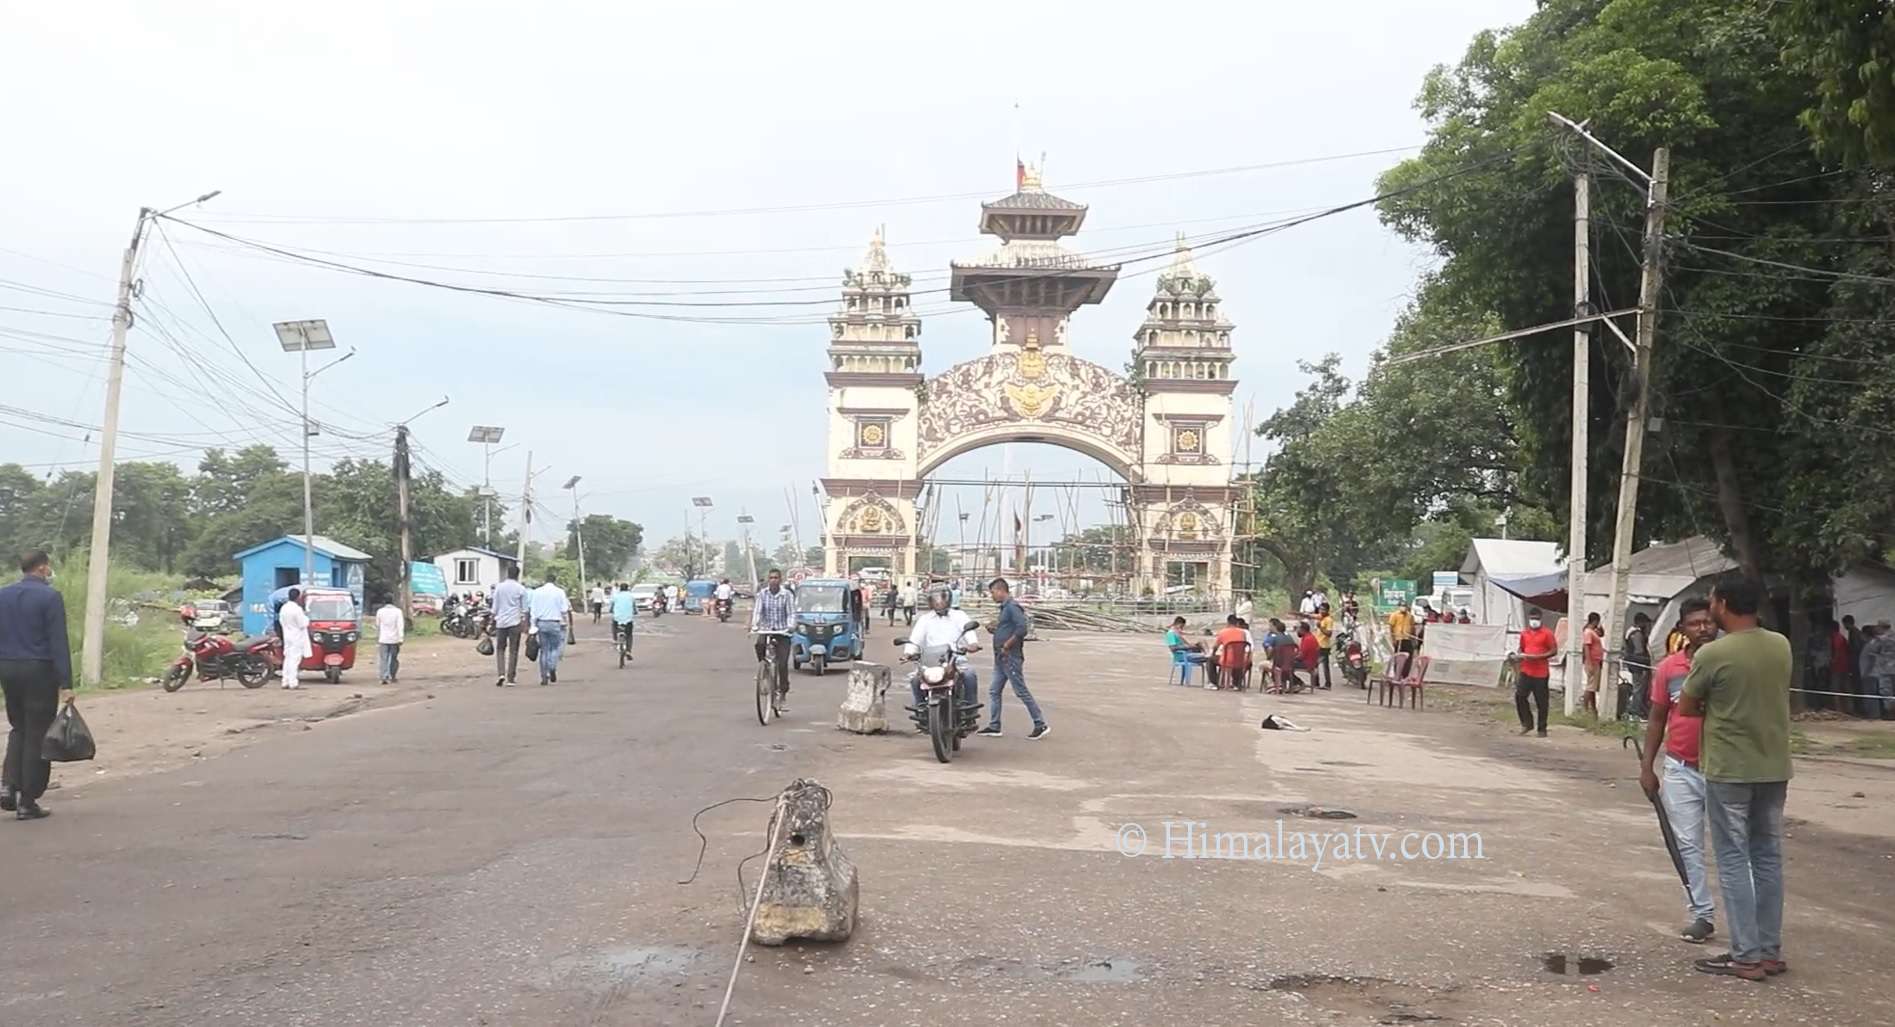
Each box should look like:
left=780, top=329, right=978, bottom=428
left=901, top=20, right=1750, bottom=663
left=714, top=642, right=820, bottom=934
left=568, top=514, right=644, bottom=577
left=1774, top=0, right=1895, bottom=165
left=1373, top=0, right=1892, bottom=595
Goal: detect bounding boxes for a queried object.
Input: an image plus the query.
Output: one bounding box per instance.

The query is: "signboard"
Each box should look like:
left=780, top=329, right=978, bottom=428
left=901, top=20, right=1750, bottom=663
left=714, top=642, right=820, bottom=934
left=1431, top=571, right=1459, bottom=593
left=410, top=562, right=447, bottom=597
left=1378, top=579, right=1417, bottom=610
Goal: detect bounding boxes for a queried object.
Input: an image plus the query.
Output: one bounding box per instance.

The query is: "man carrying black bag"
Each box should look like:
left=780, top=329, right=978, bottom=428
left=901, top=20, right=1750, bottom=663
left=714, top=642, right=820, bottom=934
left=0, top=549, right=75, bottom=820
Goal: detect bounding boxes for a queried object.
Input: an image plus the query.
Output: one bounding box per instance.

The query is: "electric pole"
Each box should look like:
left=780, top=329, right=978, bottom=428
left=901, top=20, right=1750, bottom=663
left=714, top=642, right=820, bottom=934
left=395, top=425, right=415, bottom=622
left=79, top=192, right=221, bottom=685
left=1601, top=147, right=1671, bottom=690
left=1565, top=168, right=1592, bottom=716
left=516, top=451, right=533, bottom=576
left=563, top=476, right=585, bottom=588
left=79, top=209, right=150, bottom=687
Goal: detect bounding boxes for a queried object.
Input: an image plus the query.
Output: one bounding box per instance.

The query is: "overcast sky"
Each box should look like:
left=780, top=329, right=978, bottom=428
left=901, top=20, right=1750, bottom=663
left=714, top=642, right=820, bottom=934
left=0, top=0, right=1533, bottom=560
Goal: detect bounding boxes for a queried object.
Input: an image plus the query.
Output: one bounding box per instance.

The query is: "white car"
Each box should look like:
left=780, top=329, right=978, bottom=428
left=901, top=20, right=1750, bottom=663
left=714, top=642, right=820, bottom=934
left=628, top=585, right=662, bottom=611
left=191, top=599, right=233, bottom=633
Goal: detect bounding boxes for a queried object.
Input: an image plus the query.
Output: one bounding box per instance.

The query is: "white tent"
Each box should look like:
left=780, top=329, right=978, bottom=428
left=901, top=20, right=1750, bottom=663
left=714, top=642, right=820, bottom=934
left=1461, top=538, right=1565, bottom=630
left=1579, top=536, right=1735, bottom=648
left=1835, top=563, right=1895, bottom=630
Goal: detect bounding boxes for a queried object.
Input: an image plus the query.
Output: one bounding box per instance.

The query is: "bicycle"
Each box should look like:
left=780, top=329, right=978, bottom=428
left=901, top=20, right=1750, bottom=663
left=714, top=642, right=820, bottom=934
left=613, top=621, right=634, bottom=669
left=754, top=630, right=791, bottom=725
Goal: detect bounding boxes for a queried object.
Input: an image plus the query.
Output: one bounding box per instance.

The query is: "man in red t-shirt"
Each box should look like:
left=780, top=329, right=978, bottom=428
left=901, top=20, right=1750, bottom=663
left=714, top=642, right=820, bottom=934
left=1639, top=597, right=1720, bottom=944
left=1295, top=622, right=1320, bottom=682
left=1513, top=608, right=1559, bottom=736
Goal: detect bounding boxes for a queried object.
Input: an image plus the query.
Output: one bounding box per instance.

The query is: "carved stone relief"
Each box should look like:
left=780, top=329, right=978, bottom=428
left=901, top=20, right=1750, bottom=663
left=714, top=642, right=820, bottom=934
left=834, top=493, right=908, bottom=536
left=915, top=338, right=1141, bottom=466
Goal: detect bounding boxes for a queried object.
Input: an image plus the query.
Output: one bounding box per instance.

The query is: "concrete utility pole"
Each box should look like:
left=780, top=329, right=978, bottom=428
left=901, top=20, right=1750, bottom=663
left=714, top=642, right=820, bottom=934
left=516, top=451, right=533, bottom=575
left=1565, top=168, right=1592, bottom=716
left=1601, top=147, right=1671, bottom=690
left=395, top=426, right=414, bottom=619
left=737, top=512, right=758, bottom=587
left=563, top=476, right=585, bottom=588
left=79, top=210, right=151, bottom=687
left=80, top=192, right=220, bottom=686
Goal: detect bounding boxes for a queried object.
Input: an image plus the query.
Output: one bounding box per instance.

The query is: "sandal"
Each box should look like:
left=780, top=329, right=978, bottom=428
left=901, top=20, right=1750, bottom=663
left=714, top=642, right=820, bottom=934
left=1694, top=955, right=1765, bottom=980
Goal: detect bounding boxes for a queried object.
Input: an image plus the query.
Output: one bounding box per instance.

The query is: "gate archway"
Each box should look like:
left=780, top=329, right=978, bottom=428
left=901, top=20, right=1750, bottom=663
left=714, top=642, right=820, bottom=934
left=816, top=170, right=1241, bottom=595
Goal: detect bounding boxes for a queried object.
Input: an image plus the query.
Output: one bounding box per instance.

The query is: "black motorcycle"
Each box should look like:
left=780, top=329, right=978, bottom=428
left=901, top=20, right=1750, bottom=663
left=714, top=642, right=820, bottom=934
left=898, top=623, right=983, bottom=764
left=716, top=597, right=732, bottom=623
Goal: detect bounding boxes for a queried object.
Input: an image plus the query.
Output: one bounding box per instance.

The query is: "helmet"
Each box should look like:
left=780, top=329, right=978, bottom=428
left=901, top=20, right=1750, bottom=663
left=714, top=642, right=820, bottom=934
left=179, top=605, right=197, bottom=625
left=927, top=584, right=952, bottom=606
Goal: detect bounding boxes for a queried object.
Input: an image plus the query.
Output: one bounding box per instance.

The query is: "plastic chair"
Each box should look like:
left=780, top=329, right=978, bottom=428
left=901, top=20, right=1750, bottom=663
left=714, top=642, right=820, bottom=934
left=1390, top=654, right=1431, bottom=709
left=1215, top=640, right=1251, bottom=691
left=1373, top=651, right=1412, bottom=705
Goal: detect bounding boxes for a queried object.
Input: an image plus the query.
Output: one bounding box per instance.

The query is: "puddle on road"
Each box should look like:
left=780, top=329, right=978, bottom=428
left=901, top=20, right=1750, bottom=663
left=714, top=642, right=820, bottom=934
left=540, top=944, right=699, bottom=994
left=1541, top=951, right=1615, bottom=976
left=1266, top=974, right=1457, bottom=1024
left=1065, top=957, right=1144, bottom=982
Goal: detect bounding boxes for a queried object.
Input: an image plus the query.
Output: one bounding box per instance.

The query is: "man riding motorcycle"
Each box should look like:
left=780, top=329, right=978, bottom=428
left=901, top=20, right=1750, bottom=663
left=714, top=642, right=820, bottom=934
left=714, top=578, right=734, bottom=620
left=903, top=585, right=981, bottom=731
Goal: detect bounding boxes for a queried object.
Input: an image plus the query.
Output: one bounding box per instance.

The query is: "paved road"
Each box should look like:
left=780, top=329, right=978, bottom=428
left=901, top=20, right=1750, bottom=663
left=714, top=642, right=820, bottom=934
left=6, top=615, right=1891, bottom=1026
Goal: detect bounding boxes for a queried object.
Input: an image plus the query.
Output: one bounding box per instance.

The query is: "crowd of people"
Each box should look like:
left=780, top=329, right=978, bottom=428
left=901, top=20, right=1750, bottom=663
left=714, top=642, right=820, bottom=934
left=1165, top=588, right=1359, bottom=694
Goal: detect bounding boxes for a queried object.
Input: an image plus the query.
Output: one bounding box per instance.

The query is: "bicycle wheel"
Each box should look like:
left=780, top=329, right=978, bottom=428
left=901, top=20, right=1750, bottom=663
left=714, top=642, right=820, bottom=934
left=756, top=658, right=775, bottom=725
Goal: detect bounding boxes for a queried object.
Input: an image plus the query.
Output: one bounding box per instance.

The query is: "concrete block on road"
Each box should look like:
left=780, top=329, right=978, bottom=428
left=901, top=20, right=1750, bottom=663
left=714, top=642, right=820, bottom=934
left=836, top=662, right=891, bottom=734
left=752, top=778, right=858, bottom=946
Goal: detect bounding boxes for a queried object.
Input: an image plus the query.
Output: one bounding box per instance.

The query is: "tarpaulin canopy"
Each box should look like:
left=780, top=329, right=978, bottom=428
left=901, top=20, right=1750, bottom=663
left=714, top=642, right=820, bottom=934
left=1486, top=569, right=1572, bottom=614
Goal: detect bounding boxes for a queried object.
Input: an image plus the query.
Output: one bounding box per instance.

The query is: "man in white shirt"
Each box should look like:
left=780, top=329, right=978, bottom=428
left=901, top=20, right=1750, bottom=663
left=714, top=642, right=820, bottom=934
left=374, top=594, right=405, bottom=684
left=1298, top=590, right=1318, bottom=618
left=714, top=578, right=734, bottom=619
left=588, top=583, right=606, bottom=624
left=489, top=566, right=529, bottom=687
left=899, top=580, right=918, bottom=626
left=278, top=588, right=311, bottom=689
left=1234, top=592, right=1254, bottom=622
left=529, top=573, right=574, bottom=685
left=902, top=586, right=982, bottom=731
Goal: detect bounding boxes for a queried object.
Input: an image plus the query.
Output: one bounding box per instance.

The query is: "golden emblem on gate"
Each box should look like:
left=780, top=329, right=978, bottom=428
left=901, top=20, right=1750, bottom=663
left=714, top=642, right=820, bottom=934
left=1018, top=331, right=1047, bottom=381
left=1004, top=331, right=1058, bottom=419
left=1177, top=512, right=1199, bottom=540
left=859, top=422, right=885, bottom=447
left=859, top=506, right=884, bottom=533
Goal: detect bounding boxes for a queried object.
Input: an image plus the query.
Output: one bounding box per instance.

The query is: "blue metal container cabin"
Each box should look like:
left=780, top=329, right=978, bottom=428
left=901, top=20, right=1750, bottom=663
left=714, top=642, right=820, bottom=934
left=233, top=534, right=372, bottom=635
left=684, top=579, right=717, bottom=613
left=789, top=577, right=861, bottom=672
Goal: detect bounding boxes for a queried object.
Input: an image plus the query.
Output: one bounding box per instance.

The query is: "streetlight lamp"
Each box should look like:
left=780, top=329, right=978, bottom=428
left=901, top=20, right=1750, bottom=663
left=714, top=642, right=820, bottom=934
left=273, top=319, right=353, bottom=585
left=563, top=475, right=584, bottom=587
left=737, top=512, right=757, bottom=587
left=1034, top=513, right=1054, bottom=577
left=692, top=497, right=714, bottom=580
left=468, top=425, right=506, bottom=545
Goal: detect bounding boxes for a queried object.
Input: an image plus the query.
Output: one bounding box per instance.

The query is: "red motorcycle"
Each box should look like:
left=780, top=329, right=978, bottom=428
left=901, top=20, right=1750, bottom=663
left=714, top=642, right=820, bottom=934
left=162, top=608, right=279, bottom=691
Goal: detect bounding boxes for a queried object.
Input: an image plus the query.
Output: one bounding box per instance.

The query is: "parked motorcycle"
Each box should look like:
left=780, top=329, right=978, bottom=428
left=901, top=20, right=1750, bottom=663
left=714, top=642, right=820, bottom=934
left=163, top=610, right=279, bottom=691
left=1337, top=628, right=1369, bottom=689
left=898, top=622, right=983, bottom=764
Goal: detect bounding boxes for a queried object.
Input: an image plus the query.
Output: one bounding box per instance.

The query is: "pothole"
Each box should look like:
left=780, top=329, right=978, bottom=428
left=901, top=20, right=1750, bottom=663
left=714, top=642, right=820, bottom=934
left=539, top=944, right=699, bottom=994
left=1266, top=974, right=1457, bottom=1023
left=1065, top=956, right=1144, bottom=982
left=1541, top=952, right=1615, bottom=976
left=1277, top=804, right=1358, bottom=819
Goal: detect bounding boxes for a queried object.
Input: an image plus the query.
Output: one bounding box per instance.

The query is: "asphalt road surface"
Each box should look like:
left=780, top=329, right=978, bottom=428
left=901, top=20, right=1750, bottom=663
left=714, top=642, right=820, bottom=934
left=6, top=614, right=1891, bottom=1027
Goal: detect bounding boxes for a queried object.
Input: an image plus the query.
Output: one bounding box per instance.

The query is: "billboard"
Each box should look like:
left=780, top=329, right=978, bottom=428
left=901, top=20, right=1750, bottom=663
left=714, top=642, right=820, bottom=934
left=1431, top=571, right=1459, bottom=593
left=1376, top=578, right=1417, bottom=611
left=410, top=562, right=448, bottom=597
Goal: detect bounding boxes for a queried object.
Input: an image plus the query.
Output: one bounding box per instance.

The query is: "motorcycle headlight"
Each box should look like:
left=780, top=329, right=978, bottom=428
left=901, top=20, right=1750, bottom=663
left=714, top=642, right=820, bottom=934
left=922, top=666, right=947, bottom=684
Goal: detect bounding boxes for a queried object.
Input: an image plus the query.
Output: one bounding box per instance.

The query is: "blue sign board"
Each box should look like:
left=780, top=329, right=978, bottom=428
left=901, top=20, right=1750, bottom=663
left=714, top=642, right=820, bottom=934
left=410, top=562, right=448, bottom=597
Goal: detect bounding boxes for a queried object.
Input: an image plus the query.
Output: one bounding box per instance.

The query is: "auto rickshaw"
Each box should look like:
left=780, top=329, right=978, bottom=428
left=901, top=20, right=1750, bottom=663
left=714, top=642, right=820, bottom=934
left=789, top=577, right=861, bottom=675
left=299, top=586, right=361, bottom=683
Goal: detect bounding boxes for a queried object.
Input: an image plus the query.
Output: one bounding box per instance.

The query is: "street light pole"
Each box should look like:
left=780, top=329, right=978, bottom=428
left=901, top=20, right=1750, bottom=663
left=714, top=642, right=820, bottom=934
left=692, top=497, right=714, bottom=581
left=563, top=476, right=584, bottom=587
left=468, top=425, right=506, bottom=546
left=737, top=513, right=757, bottom=587
left=274, top=319, right=350, bottom=585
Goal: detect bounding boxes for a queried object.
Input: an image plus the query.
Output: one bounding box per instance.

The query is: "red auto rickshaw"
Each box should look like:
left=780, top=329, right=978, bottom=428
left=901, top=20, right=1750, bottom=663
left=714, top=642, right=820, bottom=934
left=298, top=587, right=361, bottom=683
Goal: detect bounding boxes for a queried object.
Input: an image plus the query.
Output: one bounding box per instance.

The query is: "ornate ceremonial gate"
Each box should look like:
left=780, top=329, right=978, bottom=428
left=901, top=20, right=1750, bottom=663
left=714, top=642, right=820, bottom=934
left=818, top=168, right=1240, bottom=595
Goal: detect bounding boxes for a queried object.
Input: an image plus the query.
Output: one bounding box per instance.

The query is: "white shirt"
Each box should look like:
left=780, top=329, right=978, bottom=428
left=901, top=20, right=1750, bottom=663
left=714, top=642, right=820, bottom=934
left=588, top=587, right=605, bottom=605
left=279, top=600, right=310, bottom=639
left=1234, top=598, right=1253, bottom=620
left=715, top=583, right=733, bottom=600
left=1312, top=590, right=1328, bottom=609
left=375, top=605, right=404, bottom=644
left=903, top=608, right=981, bottom=657
left=529, top=582, right=571, bottom=622
left=1298, top=595, right=1318, bottom=616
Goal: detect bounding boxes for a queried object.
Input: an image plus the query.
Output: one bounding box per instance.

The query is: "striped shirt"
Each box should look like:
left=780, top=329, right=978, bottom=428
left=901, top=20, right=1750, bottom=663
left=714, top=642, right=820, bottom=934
left=751, top=586, right=795, bottom=633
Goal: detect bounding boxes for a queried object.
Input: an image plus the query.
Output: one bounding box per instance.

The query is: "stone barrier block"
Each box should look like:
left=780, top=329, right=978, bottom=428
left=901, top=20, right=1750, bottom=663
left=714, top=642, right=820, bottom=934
left=752, top=778, right=858, bottom=946
left=836, top=661, right=891, bottom=734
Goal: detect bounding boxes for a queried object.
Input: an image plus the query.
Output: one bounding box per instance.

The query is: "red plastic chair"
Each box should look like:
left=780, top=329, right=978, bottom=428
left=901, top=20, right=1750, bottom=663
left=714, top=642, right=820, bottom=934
left=1391, top=654, right=1431, bottom=709
left=1373, top=651, right=1412, bottom=706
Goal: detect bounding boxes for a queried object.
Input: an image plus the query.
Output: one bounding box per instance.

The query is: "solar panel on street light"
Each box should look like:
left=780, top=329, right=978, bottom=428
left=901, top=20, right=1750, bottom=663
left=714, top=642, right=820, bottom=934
left=273, top=319, right=335, bottom=352
left=468, top=425, right=505, bottom=444
left=691, top=497, right=714, bottom=507
left=563, top=476, right=582, bottom=490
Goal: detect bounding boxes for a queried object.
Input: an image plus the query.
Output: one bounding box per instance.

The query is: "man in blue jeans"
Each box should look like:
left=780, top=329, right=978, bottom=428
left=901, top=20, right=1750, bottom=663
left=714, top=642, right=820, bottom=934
left=1679, top=575, right=1794, bottom=980
left=978, top=578, right=1048, bottom=740
left=1638, top=597, right=1719, bottom=943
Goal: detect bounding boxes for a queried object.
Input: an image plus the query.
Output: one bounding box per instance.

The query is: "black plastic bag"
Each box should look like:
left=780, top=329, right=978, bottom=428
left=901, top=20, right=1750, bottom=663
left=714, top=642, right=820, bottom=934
left=476, top=635, right=495, bottom=657
left=44, top=702, right=96, bottom=762
left=524, top=632, right=540, bottom=661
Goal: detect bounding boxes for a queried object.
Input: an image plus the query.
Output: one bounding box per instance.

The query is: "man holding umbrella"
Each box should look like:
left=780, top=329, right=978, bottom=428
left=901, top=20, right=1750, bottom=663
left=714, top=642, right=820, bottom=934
left=1639, top=597, right=1719, bottom=944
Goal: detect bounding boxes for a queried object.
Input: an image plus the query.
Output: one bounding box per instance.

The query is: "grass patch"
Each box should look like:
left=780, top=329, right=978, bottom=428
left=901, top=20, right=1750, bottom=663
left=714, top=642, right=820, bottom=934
left=53, top=550, right=190, bottom=694
left=1484, top=701, right=1643, bottom=739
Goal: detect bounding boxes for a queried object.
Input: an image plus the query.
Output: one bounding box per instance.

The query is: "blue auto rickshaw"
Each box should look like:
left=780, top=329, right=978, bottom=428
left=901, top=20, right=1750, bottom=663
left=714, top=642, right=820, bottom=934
left=684, top=579, right=716, bottom=614
left=790, top=578, right=861, bottom=675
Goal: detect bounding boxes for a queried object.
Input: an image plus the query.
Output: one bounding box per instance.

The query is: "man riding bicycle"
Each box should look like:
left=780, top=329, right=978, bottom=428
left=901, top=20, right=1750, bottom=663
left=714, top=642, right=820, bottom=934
left=749, top=568, right=795, bottom=712
left=903, top=585, right=981, bottom=731
left=610, top=582, right=637, bottom=656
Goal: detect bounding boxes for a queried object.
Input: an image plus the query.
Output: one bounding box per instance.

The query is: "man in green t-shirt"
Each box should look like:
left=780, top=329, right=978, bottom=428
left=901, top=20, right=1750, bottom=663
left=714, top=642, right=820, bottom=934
left=1679, top=575, right=1793, bottom=981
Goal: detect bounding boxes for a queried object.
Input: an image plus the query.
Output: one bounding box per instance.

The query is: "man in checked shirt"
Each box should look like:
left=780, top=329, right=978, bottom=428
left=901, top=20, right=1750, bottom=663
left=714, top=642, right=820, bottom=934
left=749, top=568, right=796, bottom=712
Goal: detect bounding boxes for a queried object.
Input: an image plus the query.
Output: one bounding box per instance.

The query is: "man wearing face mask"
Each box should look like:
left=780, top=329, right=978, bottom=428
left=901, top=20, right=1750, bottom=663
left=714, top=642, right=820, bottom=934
left=1514, top=608, right=1558, bottom=737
